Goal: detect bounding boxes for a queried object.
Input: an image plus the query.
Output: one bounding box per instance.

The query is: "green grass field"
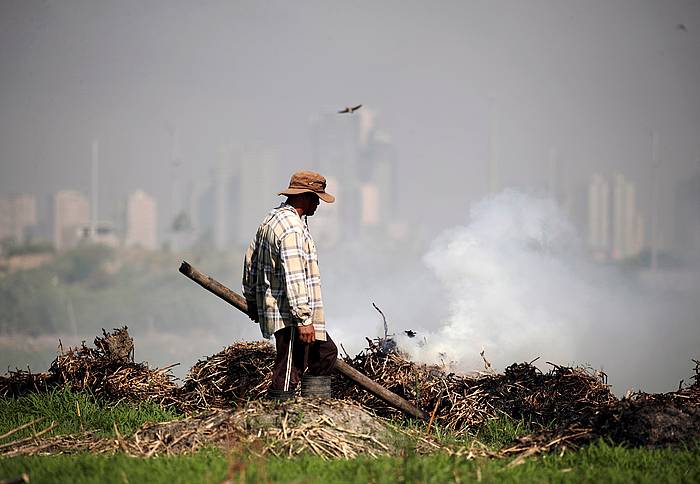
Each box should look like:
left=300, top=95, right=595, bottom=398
left=0, top=386, right=179, bottom=440
left=3, top=444, right=700, bottom=484
left=1, top=389, right=699, bottom=483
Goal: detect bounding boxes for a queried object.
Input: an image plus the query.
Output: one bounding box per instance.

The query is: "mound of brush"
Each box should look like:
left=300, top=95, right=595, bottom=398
left=2, top=328, right=698, bottom=450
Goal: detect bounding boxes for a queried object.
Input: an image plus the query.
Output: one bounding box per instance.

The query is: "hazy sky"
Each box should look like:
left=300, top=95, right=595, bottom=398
left=1, top=0, right=699, bottom=235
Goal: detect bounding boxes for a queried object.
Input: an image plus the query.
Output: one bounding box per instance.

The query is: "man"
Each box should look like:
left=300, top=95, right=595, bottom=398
left=242, top=170, right=338, bottom=398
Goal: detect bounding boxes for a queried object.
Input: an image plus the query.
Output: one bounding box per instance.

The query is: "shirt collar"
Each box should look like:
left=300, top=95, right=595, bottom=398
left=278, top=202, right=309, bottom=228
left=278, top=202, right=296, bottom=213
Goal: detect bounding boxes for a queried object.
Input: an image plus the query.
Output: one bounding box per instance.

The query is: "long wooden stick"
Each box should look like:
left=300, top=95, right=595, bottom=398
left=179, top=261, right=427, bottom=420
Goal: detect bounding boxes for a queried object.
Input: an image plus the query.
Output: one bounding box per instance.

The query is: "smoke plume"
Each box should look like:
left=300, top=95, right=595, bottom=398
left=397, top=190, right=699, bottom=395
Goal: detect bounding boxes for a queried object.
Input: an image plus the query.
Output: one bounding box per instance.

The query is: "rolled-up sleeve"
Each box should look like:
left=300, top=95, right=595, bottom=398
left=279, top=229, right=312, bottom=325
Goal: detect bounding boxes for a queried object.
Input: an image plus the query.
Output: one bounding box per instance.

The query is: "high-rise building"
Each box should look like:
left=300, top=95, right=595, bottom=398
left=125, top=190, right=158, bottom=250
left=588, top=173, right=644, bottom=261
left=235, top=147, right=279, bottom=247
left=310, top=107, right=399, bottom=241
left=362, top=130, right=398, bottom=226
left=588, top=174, right=610, bottom=259
left=311, top=112, right=362, bottom=237
left=183, top=178, right=211, bottom=248
left=360, top=182, right=380, bottom=227
left=191, top=177, right=216, bottom=245
left=0, top=194, right=37, bottom=244
left=53, top=190, right=90, bottom=251
left=612, top=174, right=644, bottom=260
left=312, top=176, right=341, bottom=247
left=674, top=170, right=700, bottom=259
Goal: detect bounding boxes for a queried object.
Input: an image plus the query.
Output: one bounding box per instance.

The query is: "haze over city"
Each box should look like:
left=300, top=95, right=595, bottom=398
left=1, top=0, right=699, bottom=395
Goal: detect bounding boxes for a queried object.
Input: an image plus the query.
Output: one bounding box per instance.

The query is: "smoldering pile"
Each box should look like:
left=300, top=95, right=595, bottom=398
left=333, top=338, right=617, bottom=438
left=0, top=327, right=180, bottom=409
left=333, top=338, right=700, bottom=451
left=603, top=359, right=700, bottom=448
left=502, top=363, right=700, bottom=455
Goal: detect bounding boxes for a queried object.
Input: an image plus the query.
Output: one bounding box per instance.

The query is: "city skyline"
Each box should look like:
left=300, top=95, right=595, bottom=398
left=1, top=153, right=694, bottom=265
left=2, top=2, right=699, bottom=248
left=0, top=92, right=695, bottom=260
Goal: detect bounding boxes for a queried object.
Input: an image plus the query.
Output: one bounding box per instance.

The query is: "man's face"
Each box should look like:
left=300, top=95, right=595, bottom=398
left=304, top=193, right=320, bottom=216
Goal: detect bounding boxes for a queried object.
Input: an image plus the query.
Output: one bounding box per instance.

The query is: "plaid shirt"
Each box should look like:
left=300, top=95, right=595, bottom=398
left=242, top=203, right=326, bottom=341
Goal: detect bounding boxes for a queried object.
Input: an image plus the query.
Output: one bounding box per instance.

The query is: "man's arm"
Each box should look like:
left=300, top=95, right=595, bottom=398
left=242, top=243, right=259, bottom=323
left=279, top=229, right=315, bottom=343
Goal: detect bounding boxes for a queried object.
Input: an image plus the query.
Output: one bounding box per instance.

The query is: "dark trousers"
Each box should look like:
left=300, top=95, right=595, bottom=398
left=271, top=327, right=338, bottom=392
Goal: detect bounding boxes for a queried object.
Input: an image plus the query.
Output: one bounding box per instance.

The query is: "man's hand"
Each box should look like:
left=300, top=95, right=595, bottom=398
left=297, top=324, right=316, bottom=344
left=246, top=301, right=259, bottom=323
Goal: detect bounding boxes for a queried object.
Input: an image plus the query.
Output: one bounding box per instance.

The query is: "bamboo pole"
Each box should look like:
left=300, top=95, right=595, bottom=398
left=179, top=261, right=427, bottom=420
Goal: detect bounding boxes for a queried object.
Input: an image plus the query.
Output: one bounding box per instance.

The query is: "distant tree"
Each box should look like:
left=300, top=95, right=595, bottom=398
left=4, top=241, right=54, bottom=257
left=53, top=244, right=114, bottom=284
left=0, top=268, right=66, bottom=335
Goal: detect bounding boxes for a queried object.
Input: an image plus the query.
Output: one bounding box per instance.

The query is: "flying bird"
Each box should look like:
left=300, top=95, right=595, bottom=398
left=338, top=104, right=362, bottom=114
left=404, top=330, right=417, bottom=338
left=677, top=23, right=688, bottom=32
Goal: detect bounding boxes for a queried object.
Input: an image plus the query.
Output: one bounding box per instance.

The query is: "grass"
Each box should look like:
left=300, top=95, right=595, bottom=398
left=1, top=391, right=699, bottom=483
left=0, top=386, right=180, bottom=440
left=1, top=441, right=699, bottom=483
left=391, top=414, right=533, bottom=451
left=473, top=415, right=534, bottom=449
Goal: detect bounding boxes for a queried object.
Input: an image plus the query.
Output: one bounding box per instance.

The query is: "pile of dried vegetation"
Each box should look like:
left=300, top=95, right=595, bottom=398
left=604, top=359, right=700, bottom=448
left=0, top=327, right=180, bottom=409
left=178, top=341, right=274, bottom=411
left=333, top=338, right=700, bottom=451
left=2, top=328, right=699, bottom=456
left=332, top=338, right=617, bottom=435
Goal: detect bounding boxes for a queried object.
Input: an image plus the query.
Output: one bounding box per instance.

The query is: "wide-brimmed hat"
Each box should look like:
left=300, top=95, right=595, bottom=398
left=278, top=170, right=335, bottom=203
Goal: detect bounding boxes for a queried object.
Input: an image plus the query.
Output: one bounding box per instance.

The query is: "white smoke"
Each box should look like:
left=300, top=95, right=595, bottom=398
left=400, top=190, right=700, bottom=394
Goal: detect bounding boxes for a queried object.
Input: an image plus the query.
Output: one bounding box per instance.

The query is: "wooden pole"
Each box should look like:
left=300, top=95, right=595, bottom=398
left=179, top=261, right=249, bottom=314
left=179, top=261, right=427, bottom=420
